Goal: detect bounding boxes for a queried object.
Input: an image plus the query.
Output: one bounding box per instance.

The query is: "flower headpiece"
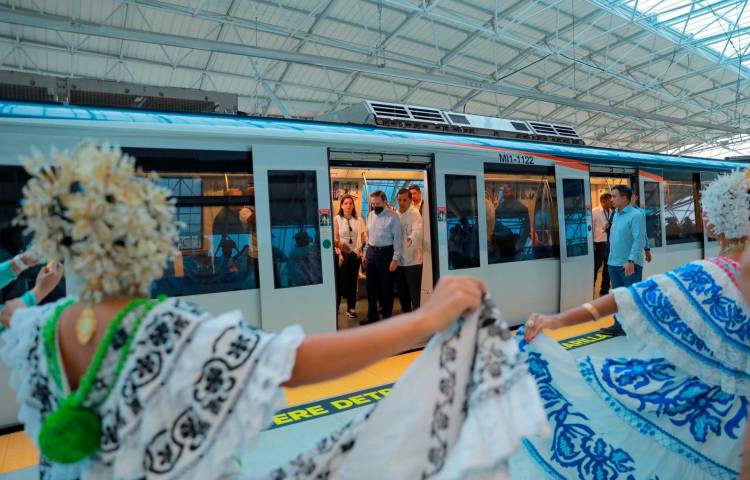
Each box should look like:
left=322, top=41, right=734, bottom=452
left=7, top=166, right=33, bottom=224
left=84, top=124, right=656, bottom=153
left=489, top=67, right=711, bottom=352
left=16, top=142, right=179, bottom=301
left=700, top=169, right=750, bottom=240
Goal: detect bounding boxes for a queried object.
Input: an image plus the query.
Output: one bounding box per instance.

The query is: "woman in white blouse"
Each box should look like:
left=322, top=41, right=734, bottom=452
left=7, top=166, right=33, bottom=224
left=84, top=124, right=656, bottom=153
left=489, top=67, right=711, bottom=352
left=333, top=194, right=366, bottom=318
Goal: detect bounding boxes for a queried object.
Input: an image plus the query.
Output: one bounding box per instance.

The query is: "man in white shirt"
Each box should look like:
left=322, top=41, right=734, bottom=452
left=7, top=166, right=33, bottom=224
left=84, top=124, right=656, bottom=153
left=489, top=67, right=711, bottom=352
left=409, top=185, right=423, bottom=215
left=363, top=190, right=403, bottom=324
left=395, top=189, right=423, bottom=312
left=592, top=192, right=613, bottom=295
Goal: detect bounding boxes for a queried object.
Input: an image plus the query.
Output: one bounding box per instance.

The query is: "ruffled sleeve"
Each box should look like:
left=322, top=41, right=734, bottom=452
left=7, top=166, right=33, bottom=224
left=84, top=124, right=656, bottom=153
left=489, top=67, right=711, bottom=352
left=613, top=259, right=750, bottom=394
left=0, top=299, right=84, bottom=480
left=172, top=318, right=305, bottom=480
left=101, top=299, right=305, bottom=479
left=1, top=301, right=62, bottom=438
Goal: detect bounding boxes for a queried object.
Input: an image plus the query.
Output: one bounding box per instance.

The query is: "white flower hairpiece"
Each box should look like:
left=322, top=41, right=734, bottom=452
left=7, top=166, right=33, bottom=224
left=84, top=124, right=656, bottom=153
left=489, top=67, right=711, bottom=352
left=700, top=169, right=750, bottom=240
left=15, top=141, right=180, bottom=302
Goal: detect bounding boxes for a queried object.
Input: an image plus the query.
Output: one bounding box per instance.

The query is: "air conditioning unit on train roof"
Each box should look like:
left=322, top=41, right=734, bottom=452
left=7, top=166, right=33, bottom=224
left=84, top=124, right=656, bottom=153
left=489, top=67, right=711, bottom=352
left=319, top=101, right=585, bottom=145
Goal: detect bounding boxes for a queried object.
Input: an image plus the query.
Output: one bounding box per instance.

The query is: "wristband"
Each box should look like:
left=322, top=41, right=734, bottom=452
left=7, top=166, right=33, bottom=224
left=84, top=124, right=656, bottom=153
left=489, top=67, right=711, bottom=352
left=11, top=255, right=29, bottom=273
left=582, top=302, right=601, bottom=321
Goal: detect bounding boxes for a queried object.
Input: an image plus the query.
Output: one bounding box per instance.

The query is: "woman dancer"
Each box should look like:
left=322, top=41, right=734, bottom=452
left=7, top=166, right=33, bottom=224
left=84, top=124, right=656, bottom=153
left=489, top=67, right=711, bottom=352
left=517, top=169, right=750, bottom=479
left=1, top=143, right=546, bottom=479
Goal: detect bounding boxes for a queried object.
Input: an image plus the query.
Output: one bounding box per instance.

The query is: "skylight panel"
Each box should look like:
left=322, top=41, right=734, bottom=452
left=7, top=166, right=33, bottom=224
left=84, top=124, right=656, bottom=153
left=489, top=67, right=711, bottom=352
left=621, top=0, right=749, bottom=64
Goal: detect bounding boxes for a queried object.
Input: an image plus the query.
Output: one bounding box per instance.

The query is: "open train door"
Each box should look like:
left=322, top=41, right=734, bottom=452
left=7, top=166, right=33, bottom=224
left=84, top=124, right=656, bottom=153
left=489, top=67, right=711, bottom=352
left=433, top=152, right=488, bottom=284
left=555, top=162, right=594, bottom=311
left=253, top=144, right=337, bottom=334
left=700, top=171, right=721, bottom=258
left=638, top=168, right=667, bottom=277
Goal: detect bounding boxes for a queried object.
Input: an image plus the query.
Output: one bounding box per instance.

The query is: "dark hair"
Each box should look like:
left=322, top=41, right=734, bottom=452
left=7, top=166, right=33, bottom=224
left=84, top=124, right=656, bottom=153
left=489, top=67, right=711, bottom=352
left=611, top=184, right=632, bottom=201
left=599, top=193, right=612, bottom=202
left=337, top=194, right=358, bottom=218
left=370, top=190, right=387, bottom=201
left=397, top=188, right=411, bottom=198
left=409, top=185, right=421, bottom=192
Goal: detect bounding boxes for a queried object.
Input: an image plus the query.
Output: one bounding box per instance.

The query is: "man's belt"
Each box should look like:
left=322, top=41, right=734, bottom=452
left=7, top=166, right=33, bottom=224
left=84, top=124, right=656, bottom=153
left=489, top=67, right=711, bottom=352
left=368, top=244, right=394, bottom=253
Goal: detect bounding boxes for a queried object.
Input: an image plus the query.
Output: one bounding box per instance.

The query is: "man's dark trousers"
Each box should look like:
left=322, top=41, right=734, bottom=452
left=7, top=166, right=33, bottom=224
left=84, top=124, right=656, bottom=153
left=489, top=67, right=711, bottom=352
left=366, top=245, right=395, bottom=324
left=593, top=241, right=611, bottom=295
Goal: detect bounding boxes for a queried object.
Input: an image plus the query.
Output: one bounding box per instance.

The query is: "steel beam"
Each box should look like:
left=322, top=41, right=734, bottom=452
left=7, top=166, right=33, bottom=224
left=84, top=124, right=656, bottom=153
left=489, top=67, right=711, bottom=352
left=0, top=5, right=744, bottom=134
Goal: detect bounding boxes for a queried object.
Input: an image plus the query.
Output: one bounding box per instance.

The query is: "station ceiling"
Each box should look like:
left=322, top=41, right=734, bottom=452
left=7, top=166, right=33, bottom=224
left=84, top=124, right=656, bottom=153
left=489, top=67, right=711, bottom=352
left=0, top=0, right=747, bottom=156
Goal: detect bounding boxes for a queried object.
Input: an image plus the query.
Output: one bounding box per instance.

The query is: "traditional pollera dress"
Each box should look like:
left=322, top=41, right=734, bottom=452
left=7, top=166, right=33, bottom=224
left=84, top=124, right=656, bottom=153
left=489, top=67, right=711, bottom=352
left=511, top=257, right=750, bottom=480
left=1, top=294, right=547, bottom=479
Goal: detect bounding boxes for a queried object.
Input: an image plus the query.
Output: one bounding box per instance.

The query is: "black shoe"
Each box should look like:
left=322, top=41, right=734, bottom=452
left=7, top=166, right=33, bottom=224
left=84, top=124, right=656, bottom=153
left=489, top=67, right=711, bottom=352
left=599, top=323, right=626, bottom=337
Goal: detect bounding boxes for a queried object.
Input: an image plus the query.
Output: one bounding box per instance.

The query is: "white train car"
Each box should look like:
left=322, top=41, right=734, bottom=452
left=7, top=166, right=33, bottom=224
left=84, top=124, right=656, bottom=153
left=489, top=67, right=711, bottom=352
left=0, top=100, right=740, bottom=428
left=0, top=101, right=739, bottom=332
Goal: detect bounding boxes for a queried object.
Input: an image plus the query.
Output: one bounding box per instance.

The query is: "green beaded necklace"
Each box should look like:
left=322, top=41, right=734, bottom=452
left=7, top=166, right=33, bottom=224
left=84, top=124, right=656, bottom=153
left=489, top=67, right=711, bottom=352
left=39, top=296, right=165, bottom=464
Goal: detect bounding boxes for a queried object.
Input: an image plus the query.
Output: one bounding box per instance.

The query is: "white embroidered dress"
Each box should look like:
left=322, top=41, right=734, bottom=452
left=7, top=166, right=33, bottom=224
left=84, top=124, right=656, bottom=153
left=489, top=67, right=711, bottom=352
left=512, top=257, right=750, bottom=480
left=2, top=296, right=547, bottom=479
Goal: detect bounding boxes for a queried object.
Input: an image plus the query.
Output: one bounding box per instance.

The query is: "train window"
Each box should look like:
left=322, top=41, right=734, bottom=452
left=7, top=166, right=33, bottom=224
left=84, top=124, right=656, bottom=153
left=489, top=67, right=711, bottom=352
left=125, top=148, right=259, bottom=296
left=445, top=174, right=480, bottom=270
left=642, top=181, right=663, bottom=248
left=561, top=178, right=589, bottom=257
left=663, top=170, right=701, bottom=245
left=267, top=170, right=323, bottom=288
left=484, top=165, right=559, bottom=263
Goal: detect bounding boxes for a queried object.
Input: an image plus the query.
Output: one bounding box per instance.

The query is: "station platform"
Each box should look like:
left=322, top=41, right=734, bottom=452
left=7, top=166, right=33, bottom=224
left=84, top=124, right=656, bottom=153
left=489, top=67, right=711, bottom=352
left=0, top=317, right=618, bottom=478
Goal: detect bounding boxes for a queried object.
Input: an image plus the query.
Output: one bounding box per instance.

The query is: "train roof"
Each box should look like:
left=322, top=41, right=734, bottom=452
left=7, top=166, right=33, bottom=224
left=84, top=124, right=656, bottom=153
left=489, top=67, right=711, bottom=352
left=0, top=101, right=741, bottom=172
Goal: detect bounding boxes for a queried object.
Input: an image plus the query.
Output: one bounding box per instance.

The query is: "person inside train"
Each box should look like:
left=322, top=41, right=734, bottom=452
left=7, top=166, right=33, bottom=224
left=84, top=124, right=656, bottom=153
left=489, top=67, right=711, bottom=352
left=395, top=188, right=423, bottom=312
left=665, top=215, right=681, bottom=239
left=212, top=187, right=245, bottom=236
left=286, top=230, right=322, bottom=287
left=363, top=190, right=402, bottom=324
left=493, top=184, right=531, bottom=261
left=591, top=192, right=613, bottom=296
left=518, top=169, right=750, bottom=479
left=0, top=142, right=546, bottom=479
left=238, top=203, right=261, bottom=288
left=484, top=190, right=496, bottom=244
left=409, top=184, right=423, bottom=215
left=211, top=187, right=247, bottom=282
left=333, top=193, right=365, bottom=319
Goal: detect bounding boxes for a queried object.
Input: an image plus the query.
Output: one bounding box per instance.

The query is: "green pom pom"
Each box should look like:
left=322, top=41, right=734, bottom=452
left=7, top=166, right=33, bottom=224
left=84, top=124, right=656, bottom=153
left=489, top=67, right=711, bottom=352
left=39, top=403, right=101, bottom=464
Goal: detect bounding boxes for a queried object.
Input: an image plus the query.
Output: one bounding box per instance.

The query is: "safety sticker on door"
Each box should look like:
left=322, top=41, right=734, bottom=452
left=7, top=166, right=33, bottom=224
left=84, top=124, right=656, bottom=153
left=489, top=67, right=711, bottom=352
left=437, top=206, right=446, bottom=222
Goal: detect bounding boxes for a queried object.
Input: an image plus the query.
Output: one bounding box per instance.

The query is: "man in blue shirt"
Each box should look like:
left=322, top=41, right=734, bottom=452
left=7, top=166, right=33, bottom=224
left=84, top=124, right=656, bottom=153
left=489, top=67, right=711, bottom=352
left=604, top=184, right=646, bottom=335
left=363, top=190, right=403, bottom=324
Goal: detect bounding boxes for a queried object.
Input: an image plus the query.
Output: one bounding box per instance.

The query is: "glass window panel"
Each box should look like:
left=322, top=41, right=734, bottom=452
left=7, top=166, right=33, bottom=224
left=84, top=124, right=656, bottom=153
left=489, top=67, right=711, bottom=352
left=485, top=168, right=559, bottom=263
left=127, top=149, right=259, bottom=296
left=643, top=181, right=663, bottom=248
left=664, top=170, right=701, bottom=245
left=268, top=170, right=323, bottom=288
left=445, top=175, right=480, bottom=270
left=562, top=178, right=589, bottom=257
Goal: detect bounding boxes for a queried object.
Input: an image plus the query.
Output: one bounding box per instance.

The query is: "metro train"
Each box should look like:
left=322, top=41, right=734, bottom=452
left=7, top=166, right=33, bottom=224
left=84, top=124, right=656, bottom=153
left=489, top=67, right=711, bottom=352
left=0, top=100, right=741, bottom=340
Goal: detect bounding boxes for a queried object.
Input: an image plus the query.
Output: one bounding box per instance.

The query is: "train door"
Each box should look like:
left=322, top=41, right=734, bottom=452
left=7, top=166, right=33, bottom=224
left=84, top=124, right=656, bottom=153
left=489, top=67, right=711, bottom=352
left=434, top=152, right=487, bottom=282
left=253, top=144, right=336, bottom=334
left=638, top=168, right=667, bottom=277
left=556, top=164, right=594, bottom=311
left=328, top=161, right=433, bottom=330
left=700, top=171, right=721, bottom=258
